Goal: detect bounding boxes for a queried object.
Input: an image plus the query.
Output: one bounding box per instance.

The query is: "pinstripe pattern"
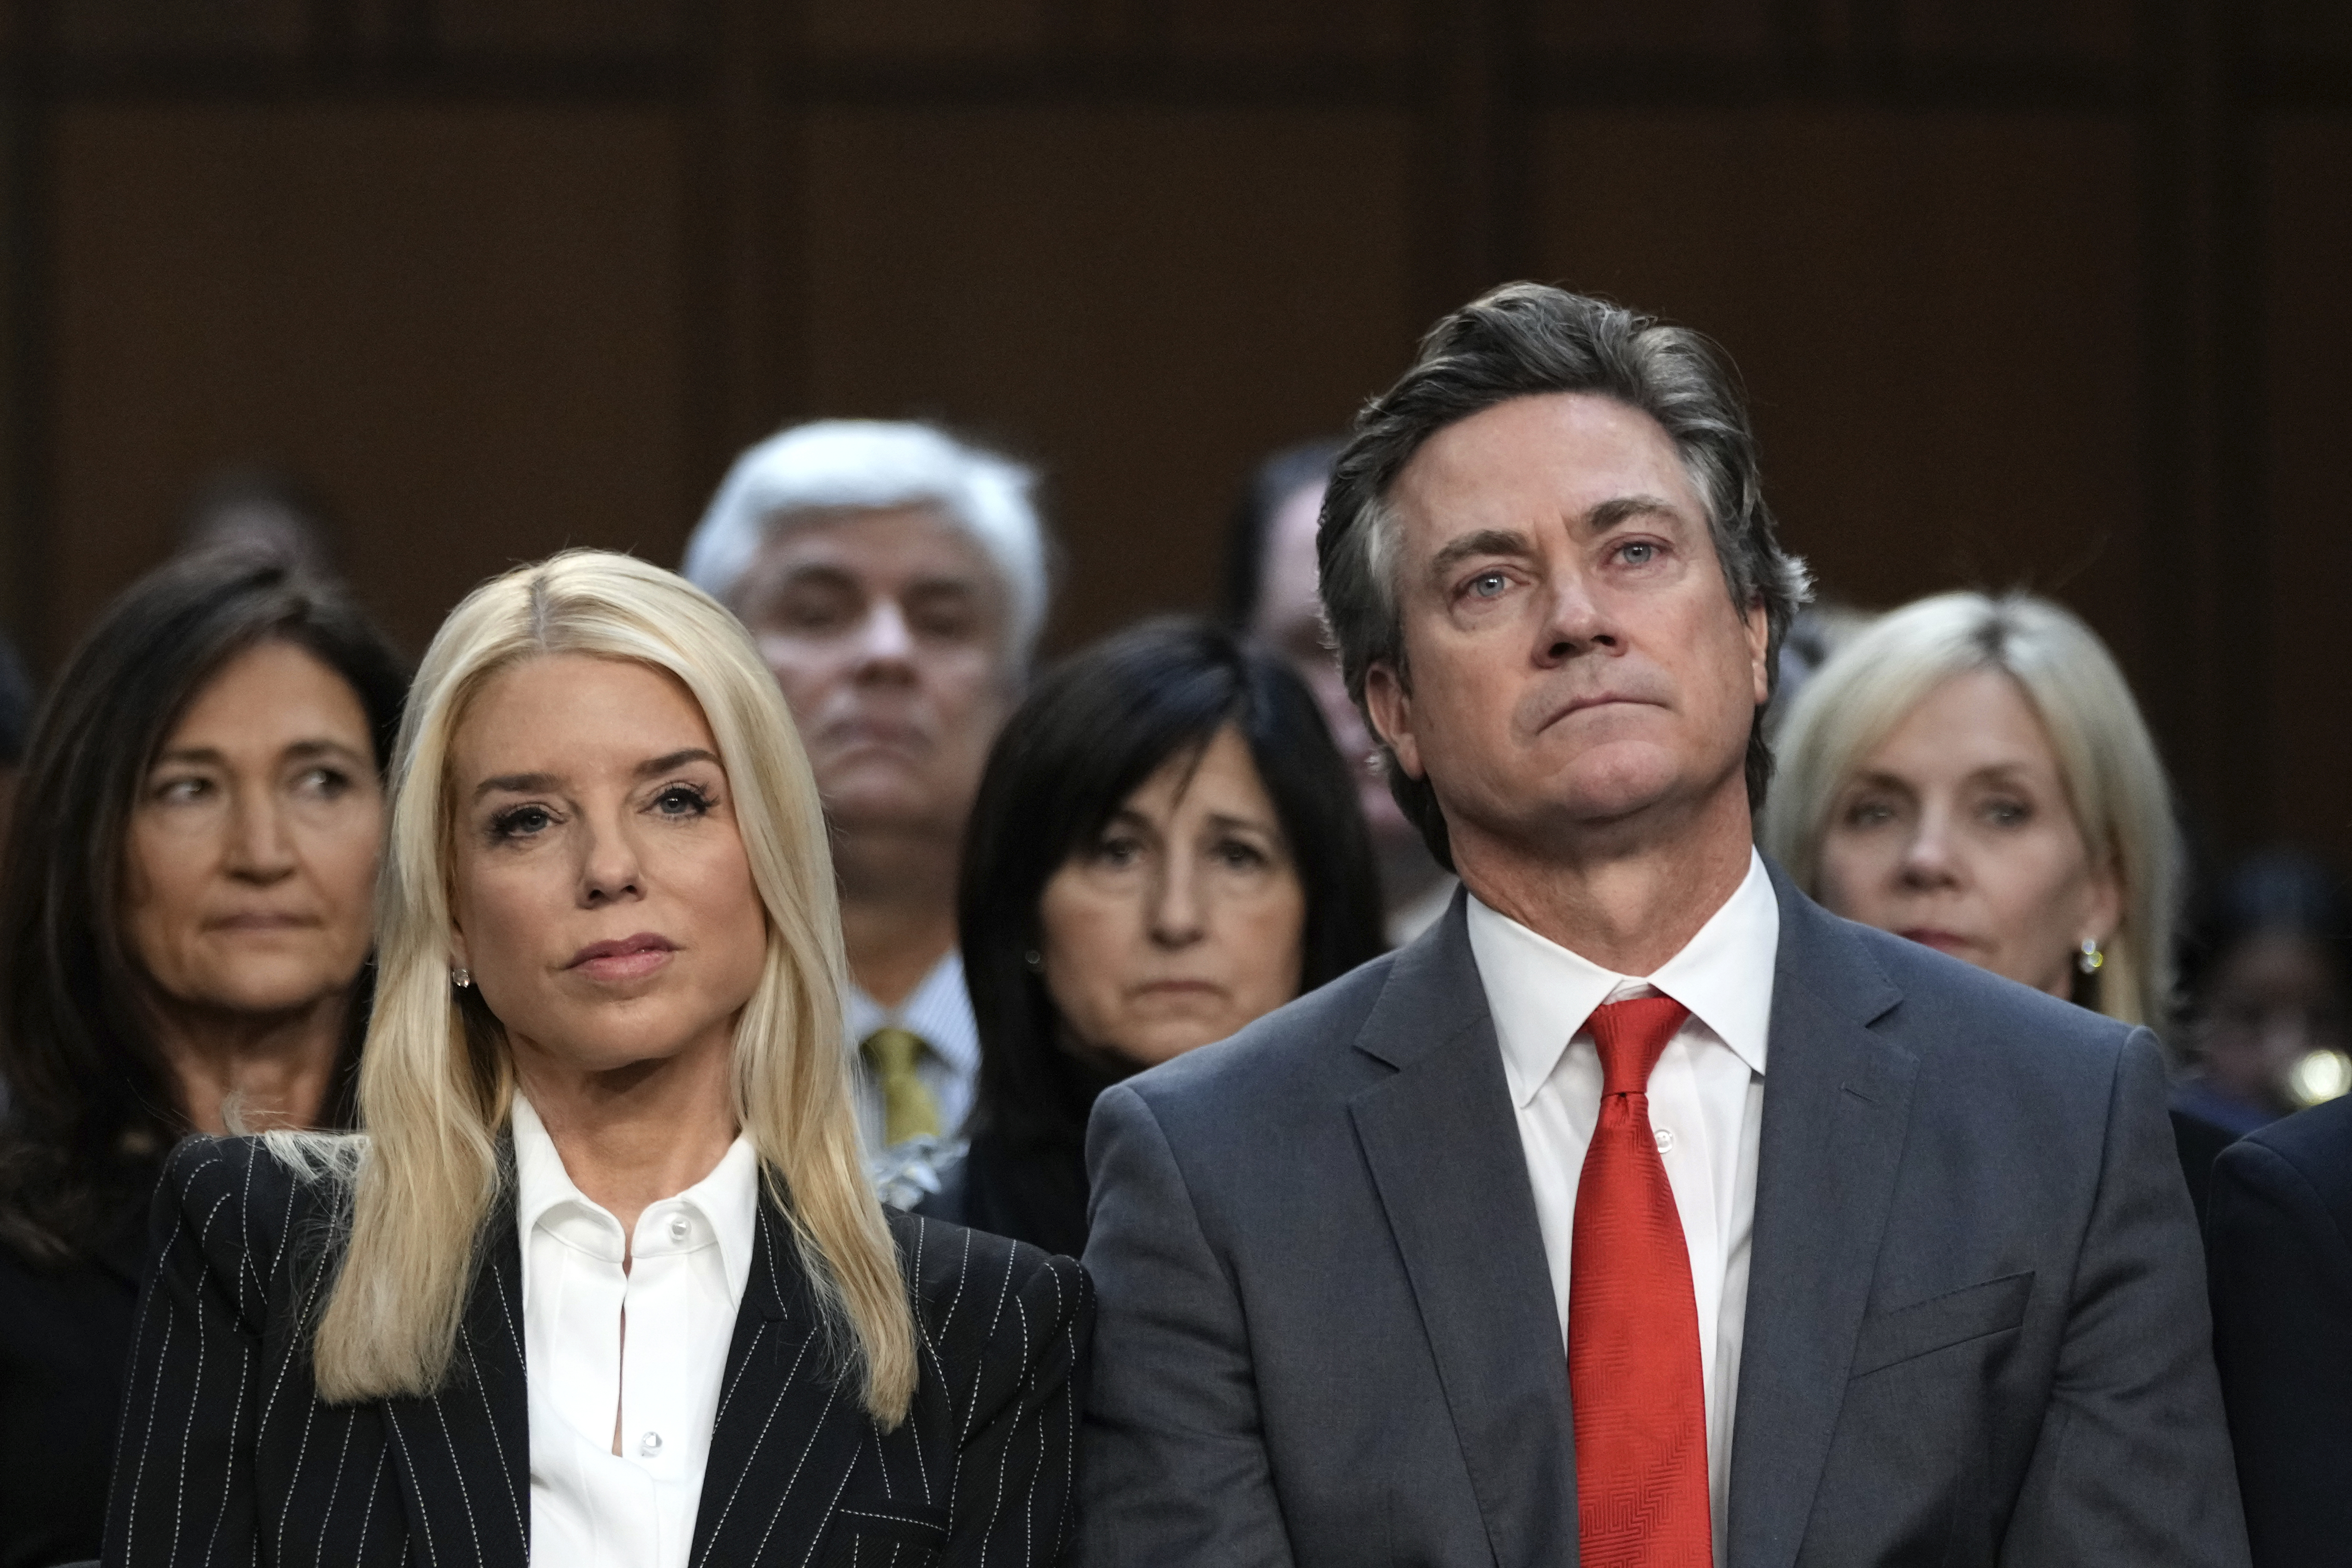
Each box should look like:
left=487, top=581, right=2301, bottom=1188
left=104, top=1136, right=1091, bottom=1568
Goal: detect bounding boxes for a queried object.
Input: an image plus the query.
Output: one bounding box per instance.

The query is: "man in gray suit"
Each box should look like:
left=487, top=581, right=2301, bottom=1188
left=1077, top=284, right=2246, bottom=1566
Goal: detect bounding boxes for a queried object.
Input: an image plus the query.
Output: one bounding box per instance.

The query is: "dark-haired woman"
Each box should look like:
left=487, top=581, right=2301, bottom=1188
left=0, top=548, right=403, bottom=1568
left=920, top=618, right=1385, bottom=1256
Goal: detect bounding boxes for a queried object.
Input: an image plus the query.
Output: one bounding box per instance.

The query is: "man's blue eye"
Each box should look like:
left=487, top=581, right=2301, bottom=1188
left=1472, top=573, right=1507, bottom=598
left=1621, top=542, right=1656, bottom=564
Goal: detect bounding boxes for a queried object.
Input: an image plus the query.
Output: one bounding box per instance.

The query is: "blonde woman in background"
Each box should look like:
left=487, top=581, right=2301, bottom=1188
left=1762, top=590, right=2178, bottom=1028
left=104, top=551, right=1089, bottom=1568
left=1757, top=591, right=2250, bottom=1211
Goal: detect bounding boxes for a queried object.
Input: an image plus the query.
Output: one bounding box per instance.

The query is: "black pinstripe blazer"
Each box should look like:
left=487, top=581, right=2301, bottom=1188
left=102, top=1135, right=1091, bottom=1568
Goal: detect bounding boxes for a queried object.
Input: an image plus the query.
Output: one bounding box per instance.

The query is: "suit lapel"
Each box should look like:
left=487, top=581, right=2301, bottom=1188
left=1726, top=875, right=1915, bottom=1568
left=1349, top=896, right=1579, bottom=1568
left=690, top=1191, right=874, bottom=1568
left=381, top=1185, right=533, bottom=1568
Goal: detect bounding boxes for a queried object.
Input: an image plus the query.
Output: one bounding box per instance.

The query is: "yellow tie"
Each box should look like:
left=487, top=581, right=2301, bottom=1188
left=861, top=1026, right=942, bottom=1145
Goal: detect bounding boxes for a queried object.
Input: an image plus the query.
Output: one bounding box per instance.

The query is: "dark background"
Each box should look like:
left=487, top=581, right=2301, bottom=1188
left=0, top=0, right=2343, bottom=864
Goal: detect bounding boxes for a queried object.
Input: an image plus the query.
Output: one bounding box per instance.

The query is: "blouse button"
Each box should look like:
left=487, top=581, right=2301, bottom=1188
left=640, top=1431, right=664, bottom=1457
left=668, top=1215, right=691, bottom=1243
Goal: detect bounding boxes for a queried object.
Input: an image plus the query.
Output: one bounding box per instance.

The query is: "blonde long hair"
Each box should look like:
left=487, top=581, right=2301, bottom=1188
left=292, top=550, right=915, bottom=1422
left=1759, top=591, right=2181, bottom=1029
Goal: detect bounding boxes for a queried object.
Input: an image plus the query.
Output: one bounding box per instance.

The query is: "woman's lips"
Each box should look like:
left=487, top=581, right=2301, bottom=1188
left=567, top=933, right=678, bottom=982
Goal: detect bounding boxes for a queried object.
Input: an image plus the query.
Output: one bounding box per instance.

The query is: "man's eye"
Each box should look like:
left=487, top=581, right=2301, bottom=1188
left=1469, top=572, right=1509, bottom=600
left=1619, top=541, right=1658, bottom=565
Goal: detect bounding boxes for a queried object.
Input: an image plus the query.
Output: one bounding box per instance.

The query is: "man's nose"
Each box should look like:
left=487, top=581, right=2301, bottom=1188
left=1539, top=572, right=1615, bottom=658
left=852, top=601, right=917, bottom=669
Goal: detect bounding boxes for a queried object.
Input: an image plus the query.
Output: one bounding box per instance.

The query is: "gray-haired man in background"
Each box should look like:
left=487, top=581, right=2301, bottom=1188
left=684, top=421, right=1049, bottom=1154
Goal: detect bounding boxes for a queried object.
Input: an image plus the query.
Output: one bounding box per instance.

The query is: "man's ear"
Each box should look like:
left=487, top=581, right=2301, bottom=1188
left=1745, top=598, right=1772, bottom=707
left=1363, top=661, right=1424, bottom=781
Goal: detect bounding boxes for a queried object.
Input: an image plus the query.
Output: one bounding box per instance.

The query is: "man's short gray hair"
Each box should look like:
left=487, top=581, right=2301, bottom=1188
left=683, top=420, right=1051, bottom=664
left=1318, top=283, right=1813, bottom=870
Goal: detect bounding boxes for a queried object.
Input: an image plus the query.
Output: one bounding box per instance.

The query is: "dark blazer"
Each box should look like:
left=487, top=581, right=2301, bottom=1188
left=2205, top=1092, right=2352, bottom=1568
left=1079, top=868, right=2246, bottom=1567
left=0, top=1190, right=147, bottom=1568
left=104, top=1134, right=1091, bottom=1567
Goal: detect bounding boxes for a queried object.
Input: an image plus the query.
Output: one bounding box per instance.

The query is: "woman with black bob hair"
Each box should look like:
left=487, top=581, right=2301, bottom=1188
left=921, top=616, right=1384, bottom=1256
left=0, top=547, right=404, bottom=1568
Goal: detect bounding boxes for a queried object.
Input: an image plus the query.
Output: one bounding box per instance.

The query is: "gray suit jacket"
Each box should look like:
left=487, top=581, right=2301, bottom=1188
left=1077, top=868, right=2246, bottom=1567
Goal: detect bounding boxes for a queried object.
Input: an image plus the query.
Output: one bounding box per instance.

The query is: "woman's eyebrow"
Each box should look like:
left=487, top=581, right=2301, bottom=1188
left=473, top=770, right=560, bottom=800
left=635, top=747, right=720, bottom=779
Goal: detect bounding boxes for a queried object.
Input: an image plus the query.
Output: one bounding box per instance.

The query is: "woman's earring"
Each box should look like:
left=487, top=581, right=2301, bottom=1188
left=1022, top=949, right=1043, bottom=973
left=2075, top=939, right=2104, bottom=975
left=452, top=967, right=472, bottom=989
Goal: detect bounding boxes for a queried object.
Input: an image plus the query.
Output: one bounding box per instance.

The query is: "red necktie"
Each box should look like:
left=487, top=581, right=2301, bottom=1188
left=1569, top=995, right=1712, bottom=1568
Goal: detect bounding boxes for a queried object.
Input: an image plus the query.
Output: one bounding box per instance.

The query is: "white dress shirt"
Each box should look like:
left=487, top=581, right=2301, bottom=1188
left=1465, top=848, right=1778, bottom=1565
left=848, top=950, right=981, bottom=1151
left=513, top=1095, right=759, bottom=1568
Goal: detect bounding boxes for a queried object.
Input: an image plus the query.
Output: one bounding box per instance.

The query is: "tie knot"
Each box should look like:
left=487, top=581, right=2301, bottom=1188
left=1587, top=995, right=1690, bottom=1097
left=862, top=1026, right=927, bottom=1076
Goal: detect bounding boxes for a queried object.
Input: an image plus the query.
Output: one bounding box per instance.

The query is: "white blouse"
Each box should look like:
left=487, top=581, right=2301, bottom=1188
left=512, top=1095, right=759, bottom=1568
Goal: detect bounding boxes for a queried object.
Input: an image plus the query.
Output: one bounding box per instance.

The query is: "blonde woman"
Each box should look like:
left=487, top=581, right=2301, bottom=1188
left=103, top=551, right=1090, bottom=1567
left=1761, top=590, right=2179, bottom=1028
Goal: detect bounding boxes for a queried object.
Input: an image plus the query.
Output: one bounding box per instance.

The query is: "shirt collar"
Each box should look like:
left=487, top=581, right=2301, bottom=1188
left=844, top=949, right=980, bottom=1074
left=1467, top=847, right=1780, bottom=1108
left=511, top=1093, right=763, bottom=1310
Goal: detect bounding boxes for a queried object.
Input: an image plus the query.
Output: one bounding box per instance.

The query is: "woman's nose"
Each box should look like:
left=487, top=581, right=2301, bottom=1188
left=1147, top=857, right=1208, bottom=946
left=225, top=791, right=297, bottom=882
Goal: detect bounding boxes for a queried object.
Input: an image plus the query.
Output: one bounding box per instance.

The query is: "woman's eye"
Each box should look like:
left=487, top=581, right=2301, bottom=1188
left=297, top=767, right=352, bottom=799
left=1094, top=836, right=1143, bottom=869
left=652, top=784, right=713, bottom=818
left=1214, top=839, right=1270, bottom=870
left=1844, top=798, right=1895, bottom=827
left=1981, top=798, right=2031, bottom=827
left=153, top=776, right=212, bottom=805
left=490, top=805, right=554, bottom=840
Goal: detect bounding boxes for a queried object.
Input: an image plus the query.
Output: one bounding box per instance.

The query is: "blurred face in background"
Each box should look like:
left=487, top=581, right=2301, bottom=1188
left=1252, top=480, right=1413, bottom=851
left=1814, top=668, right=2120, bottom=1000
left=447, top=655, right=769, bottom=1086
left=2194, top=929, right=2349, bottom=1115
left=1038, top=725, right=1308, bottom=1071
left=732, top=505, right=1014, bottom=842
left=125, top=641, right=385, bottom=1019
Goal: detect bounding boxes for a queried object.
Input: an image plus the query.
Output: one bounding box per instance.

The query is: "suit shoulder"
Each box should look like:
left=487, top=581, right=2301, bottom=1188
left=1116, top=949, right=1399, bottom=1110
left=1836, top=917, right=2137, bottom=1058
left=2226, top=1094, right=2352, bottom=1209
left=157, top=1133, right=353, bottom=1277
left=887, top=1208, right=1089, bottom=1348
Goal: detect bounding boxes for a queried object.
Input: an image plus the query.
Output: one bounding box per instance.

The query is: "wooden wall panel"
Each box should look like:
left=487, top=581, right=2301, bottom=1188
left=1528, top=108, right=2147, bottom=681
left=57, top=0, right=305, bottom=59
left=1532, top=0, right=1770, bottom=59
left=433, top=0, right=686, bottom=58
left=2262, top=115, right=2352, bottom=856
left=49, top=104, right=690, bottom=660
left=797, top=105, right=1416, bottom=650
left=799, top=0, right=1052, bottom=60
